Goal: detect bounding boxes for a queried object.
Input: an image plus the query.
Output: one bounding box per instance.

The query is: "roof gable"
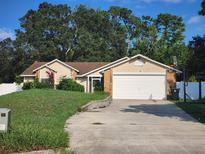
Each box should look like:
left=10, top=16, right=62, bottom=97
left=20, top=54, right=181, bottom=77
left=76, top=56, right=129, bottom=77
left=132, top=54, right=182, bottom=73
left=32, top=59, right=79, bottom=73
left=20, top=61, right=110, bottom=76
left=66, top=62, right=109, bottom=75
left=100, top=54, right=182, bottom=73
left=21, top=61, right=47, bottom=76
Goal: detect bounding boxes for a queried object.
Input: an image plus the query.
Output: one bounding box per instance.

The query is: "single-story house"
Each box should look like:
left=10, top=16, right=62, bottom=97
left=20, top=54, right=181, bottom=100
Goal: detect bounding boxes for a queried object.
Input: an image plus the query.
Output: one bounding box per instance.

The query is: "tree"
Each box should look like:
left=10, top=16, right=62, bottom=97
left=0, top=3, right=189, bottom=83
left=132, top=16, right=158, bottom=57
left=15, top=4, right=135, bottom=62
left=15, top=2, right=73, bottom=61
left=186, top=36, right=205, bottom=77
left=0, top=38, right=15, bottom=82
left=199, top=0, right=205, bottom=15
left=70, top=5, right=119, bottom=61
left=132, top=13, right=188, bottom=69
left=108, top=6, right=140, bottom=56
left=155, top=13, right=187, bottom=68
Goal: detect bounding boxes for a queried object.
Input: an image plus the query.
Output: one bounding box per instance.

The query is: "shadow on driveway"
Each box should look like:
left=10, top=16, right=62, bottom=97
left=121, top=103, right=197, bottom=122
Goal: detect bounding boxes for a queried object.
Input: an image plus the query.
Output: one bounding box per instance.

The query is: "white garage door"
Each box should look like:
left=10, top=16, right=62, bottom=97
left=113, top=73, right=166, bottom=100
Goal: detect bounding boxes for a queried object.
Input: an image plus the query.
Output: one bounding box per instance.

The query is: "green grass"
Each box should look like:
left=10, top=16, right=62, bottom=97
left=175, top=101, right=205, bottom=124
left=0, top=89, right=108, bottom=153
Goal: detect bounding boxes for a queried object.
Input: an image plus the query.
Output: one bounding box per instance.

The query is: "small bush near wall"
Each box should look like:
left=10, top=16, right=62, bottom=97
left=15, top=75, right=23, bottom=85
left=57, top=78, right=84, bottom=92
left=22, top=82, right=33, bottom=90
left=34, top=78, right=52, bottom=89
left=23, top=78, right=53, bottom=90
left=188, top=75, right=197, bottom=82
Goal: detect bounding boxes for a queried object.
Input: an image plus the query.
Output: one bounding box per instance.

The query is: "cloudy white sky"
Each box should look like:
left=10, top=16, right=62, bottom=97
left=0, top=0, right=204, bottom=43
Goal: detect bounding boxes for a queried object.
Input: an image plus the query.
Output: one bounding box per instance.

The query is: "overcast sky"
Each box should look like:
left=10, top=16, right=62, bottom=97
left=0, top=0, right=204, bottom=43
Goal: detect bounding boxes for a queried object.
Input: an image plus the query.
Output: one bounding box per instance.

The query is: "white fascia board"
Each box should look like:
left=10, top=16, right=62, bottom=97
left=78, top=56, right=129, bottom=77
left=76, top=75, right=102, bottom=78
left=33, top=59, right=79, bottom=73
left=20, top=75, right=36, bottom=77
left=113, top=72, right=166, bottom=75
left=101, top=54, right=182, bottom=73
left=131, top=54, right=182, bottom=73
left=32, top=59, right=57, bottom=72
left=44, top=65, right=57, bottom=73
left=55, top=59, right=79, bottom=72
left=100, top=58, right=131, bottom=73
left=87, top=74, right=103, bottom=77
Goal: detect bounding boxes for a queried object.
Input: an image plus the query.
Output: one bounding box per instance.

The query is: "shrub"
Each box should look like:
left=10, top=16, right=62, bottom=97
left=15, top=75, right=23, bottom=85
left=188, top=75, right=197, bottom=82
left=22, top=82, right=33, bottom=90
left=33, top=78, right=42, bottom=88
left=33, top=78, right=52, bottom=89
left=57, top=78, right=84, bottom=92
left=94, top=81, right=103, bottom=91
left=23, top=78, right=53, bottom=90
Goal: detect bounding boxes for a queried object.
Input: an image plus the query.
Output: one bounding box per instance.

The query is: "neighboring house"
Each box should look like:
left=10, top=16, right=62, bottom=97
left=20, top=54, right=181, bottom=100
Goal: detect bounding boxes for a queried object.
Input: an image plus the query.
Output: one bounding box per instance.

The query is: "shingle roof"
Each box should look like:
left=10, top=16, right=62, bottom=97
left=21, top=61, right=110, bottom=76
left=21, top=62, right=47, bottom=76
left=66, top=62, right=109, bottom=75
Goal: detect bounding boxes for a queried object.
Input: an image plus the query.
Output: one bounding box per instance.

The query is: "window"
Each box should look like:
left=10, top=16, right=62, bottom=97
left=1, top=113, right=6, bottom=117
left=41, top=78, right=49, bottom=84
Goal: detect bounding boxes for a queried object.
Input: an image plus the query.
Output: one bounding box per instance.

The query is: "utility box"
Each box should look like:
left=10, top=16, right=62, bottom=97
left=0, top=108, right=11, bottom=133
left=170, top=88, right=180, bottom=100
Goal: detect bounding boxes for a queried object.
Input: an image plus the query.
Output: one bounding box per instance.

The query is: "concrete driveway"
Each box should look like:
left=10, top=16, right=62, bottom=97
left=65, top=100, right=205, bottom=154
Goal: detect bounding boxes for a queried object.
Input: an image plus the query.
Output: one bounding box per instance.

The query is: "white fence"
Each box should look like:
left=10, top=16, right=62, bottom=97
left=176, top=81, right=205, bottom=100
left=0, top=83, right=23, bottom=96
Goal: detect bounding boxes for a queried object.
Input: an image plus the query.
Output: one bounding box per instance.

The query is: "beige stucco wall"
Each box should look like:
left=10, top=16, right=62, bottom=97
left=39, top=61, right=73, bottom=85
left=39, top=67, right=50, bottom=79
left=71, top=70, right=77, bottom=80
left=112, top=58, right=166, bottom=73
left=87, top=71, right=102, bottom=76
left=49, top=62, right=72, bottom=85
left=104, top=57, right=176, bottom=96
left=24, top=77, right=35, bottom=82
left=76, top=77, right=87, bottom=92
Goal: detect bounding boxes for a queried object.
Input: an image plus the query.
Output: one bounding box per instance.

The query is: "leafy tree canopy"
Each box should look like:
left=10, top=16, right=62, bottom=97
left=0, top=2, right=188, bottom=82
left=186, top=36, right=205, bottom=77
left=132, top=13, right=187, bottom=69
left=199, top=0, right=205, bottom=15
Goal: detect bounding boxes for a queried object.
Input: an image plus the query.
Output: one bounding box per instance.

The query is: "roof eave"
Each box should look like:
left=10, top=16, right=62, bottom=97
left=32, top=59, right=79, bottom=73
left=132, top=54, right=182, bottom=73
left=78, top=56, right=129, bottom=77
left=20, top=74, right=36, bottom=77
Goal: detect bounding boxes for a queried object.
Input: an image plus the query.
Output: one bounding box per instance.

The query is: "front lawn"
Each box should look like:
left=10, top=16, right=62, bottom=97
left=0, top=89, right=108, bottom=153
left=175, top=101, right=205, bottom=124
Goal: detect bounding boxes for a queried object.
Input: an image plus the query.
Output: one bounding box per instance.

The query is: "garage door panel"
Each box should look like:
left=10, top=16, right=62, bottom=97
left=113, top=74, right=166, bottom=100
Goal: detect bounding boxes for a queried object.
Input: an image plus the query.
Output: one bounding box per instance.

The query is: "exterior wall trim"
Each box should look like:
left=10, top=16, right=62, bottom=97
left=165, top=71, right=168, bottom=100
left=20, top=75, right=36, bottom=77
left=33, top=59, right=79, bottom=73
left=113, top=72, right=166, bottom=75
left=100, top=54, right=182, bottom=73
left=130, top=54, right=182, bottom=73
left=87, top=74, right=102, bottom=77
left=77, top=56, right=129, bottom=77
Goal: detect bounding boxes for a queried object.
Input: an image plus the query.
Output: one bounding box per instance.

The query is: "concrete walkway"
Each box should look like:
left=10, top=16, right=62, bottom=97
left=65, top=100, right=205, bottom=154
